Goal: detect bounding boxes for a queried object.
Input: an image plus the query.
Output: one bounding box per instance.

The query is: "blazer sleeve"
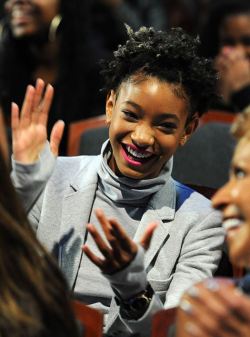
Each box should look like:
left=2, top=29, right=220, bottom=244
left=164, top=209, right=224, bottom=309
left=11, top=142, right=56, bottom=216
left=105, top=248, right=164, bottom=337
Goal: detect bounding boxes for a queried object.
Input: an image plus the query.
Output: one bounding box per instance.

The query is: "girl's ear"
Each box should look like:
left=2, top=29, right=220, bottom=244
left=179, top=113, right=199, bottom=146
left=105, top=90, right=116, bottom=125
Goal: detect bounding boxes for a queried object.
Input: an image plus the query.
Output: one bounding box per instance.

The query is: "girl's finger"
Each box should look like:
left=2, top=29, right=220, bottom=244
left=82, top=244, right=105, bottom=268
left=109, top=217, right=137, bottom=254
left=50, top=120, right=65, bottom=156
left=31, top=78, right=45, bottom=122
left=140, top=222, right=158, bottom=250
left=94, top=210, right=135, bottom=265
left=38, top=84, right=54, bottom=126
left=87, top=223, right=112, bottom=260
left=11, top=102, right=20, bottom=132
left=20, top=85, right=35, bottom=128
left=95, top=209, right=115, bottom=241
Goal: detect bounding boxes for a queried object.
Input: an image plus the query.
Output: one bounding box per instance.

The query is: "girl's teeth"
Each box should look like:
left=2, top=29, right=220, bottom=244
left=222, top=218, right=242, bottom=230
left=126, top=146, right=152, bottom=159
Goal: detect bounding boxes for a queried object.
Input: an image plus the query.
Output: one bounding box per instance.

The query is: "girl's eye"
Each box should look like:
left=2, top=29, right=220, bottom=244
left=122, top=111, right=138, bottom=121
left=158, top=122, right=177, bottom=133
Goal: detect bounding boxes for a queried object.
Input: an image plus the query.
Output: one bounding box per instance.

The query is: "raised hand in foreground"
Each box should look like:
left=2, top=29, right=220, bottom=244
left=12, top=78, right=65, bottom=164
left=177, top=278, right=250, bottom=337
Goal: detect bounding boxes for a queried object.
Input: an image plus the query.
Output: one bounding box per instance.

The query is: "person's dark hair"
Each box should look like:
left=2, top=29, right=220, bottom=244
left=100, top=26, right=218, bottom=118
left=199, top=0, right=250, bottom=58
left=0, top=0, right=102, bottom=134
left=0, top=149, right=79, bottom=337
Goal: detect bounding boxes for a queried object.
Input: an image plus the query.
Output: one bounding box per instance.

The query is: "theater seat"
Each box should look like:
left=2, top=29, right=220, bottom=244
left=67, top=115, right=107, bottom=156
left=72, top=300, right=103, bottom=337
left=152, top=308, right=177, bottom=337
left=79, top=126, right=109, bottom=155
left=172, top=122, right=236, bottom=189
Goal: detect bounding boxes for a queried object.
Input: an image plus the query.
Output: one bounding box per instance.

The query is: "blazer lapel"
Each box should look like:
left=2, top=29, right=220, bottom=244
left=59, top=158, right=100, bottom=288
left=134, top=178, right=176, bottom=270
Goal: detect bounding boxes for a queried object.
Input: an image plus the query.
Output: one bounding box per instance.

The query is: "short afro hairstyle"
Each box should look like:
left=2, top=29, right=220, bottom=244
left=100, top=26, right=218, bottom=118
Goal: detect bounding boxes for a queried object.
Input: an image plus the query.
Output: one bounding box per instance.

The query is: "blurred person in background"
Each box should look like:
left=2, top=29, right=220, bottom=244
left=199, top=0, right=250, bottom=113
left=177, top=109, right=250, bottom=337
left=90, top=0, right=167, bottom=59
left=162, top=0, right=200, bottom=35
left=95, top=0, right=166, bottom=31
left=0, top=0, right=104, bottom=154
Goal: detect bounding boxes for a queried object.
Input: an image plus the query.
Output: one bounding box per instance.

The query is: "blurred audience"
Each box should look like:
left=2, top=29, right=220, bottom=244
left=177, top=108, right=250, bottom=337
left=90, top=0, right=167, bottom=59
left=0, top=0, right=104, bottom=154
left=0, top=110, right=80, bottom=337
left=96, top=0, right=166, bottom=30
left=199, top=0, right=250, bottom=112
left=163, top=0, right=200, bottom=35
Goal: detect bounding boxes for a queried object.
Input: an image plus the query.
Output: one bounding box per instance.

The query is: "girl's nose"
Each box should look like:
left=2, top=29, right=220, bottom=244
left=131, top=123, right=155, bottom=148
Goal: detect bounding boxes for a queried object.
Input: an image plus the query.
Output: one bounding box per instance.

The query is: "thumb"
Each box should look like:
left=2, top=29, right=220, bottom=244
left=140, top=222, right=158, bottom=251
left=50, top=120, right=65, bottom=156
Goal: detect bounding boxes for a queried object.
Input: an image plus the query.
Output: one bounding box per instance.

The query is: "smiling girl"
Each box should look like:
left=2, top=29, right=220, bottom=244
left=11, top=26, right=224, bottom=336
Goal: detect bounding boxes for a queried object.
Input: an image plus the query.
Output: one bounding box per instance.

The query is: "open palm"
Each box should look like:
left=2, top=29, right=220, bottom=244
left=12, top=79, right=64, bottom=164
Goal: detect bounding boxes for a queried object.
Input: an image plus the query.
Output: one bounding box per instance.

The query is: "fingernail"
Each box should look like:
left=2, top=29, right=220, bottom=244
left=87, top=223, right=93, bottom=231
left=95, top=208, right=102, bottom=214
left=187, top=286, right=199, bottom=298
left=180, top=299, right=193, bottom=314
left=185, top=322, right=199, bottom=335
left=234, top=287, right=243, bottom=296
left=204, top=279, right=219, bottom=291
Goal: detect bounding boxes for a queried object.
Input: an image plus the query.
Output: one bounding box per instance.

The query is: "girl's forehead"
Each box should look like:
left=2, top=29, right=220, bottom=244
left=118, top=76, right=189, bottom=107
left=120, top=75, right=185, bottom=95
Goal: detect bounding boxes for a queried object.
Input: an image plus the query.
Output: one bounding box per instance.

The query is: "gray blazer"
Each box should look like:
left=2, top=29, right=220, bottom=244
left=12, top=144, right=224, bottom=336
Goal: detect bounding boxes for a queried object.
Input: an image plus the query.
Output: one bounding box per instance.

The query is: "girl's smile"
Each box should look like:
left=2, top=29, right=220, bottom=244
left=120, top=142, right=155, bottom=167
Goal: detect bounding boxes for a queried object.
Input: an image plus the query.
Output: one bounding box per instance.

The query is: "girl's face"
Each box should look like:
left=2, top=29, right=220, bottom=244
left=219, top=13, right=250, bottom=59
left=5, top=0, right=60, bottom=38
left=106, top=76, right=198, bottom=180
left=212, top=137, right=250, bottom=268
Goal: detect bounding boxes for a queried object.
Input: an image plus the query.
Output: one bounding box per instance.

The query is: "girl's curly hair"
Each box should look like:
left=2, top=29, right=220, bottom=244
left=101, top=26, right=218, bottom=118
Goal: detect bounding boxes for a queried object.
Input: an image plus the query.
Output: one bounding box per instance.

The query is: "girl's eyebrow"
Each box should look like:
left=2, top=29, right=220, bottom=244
left=124, top=100, right=143, bottom=112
